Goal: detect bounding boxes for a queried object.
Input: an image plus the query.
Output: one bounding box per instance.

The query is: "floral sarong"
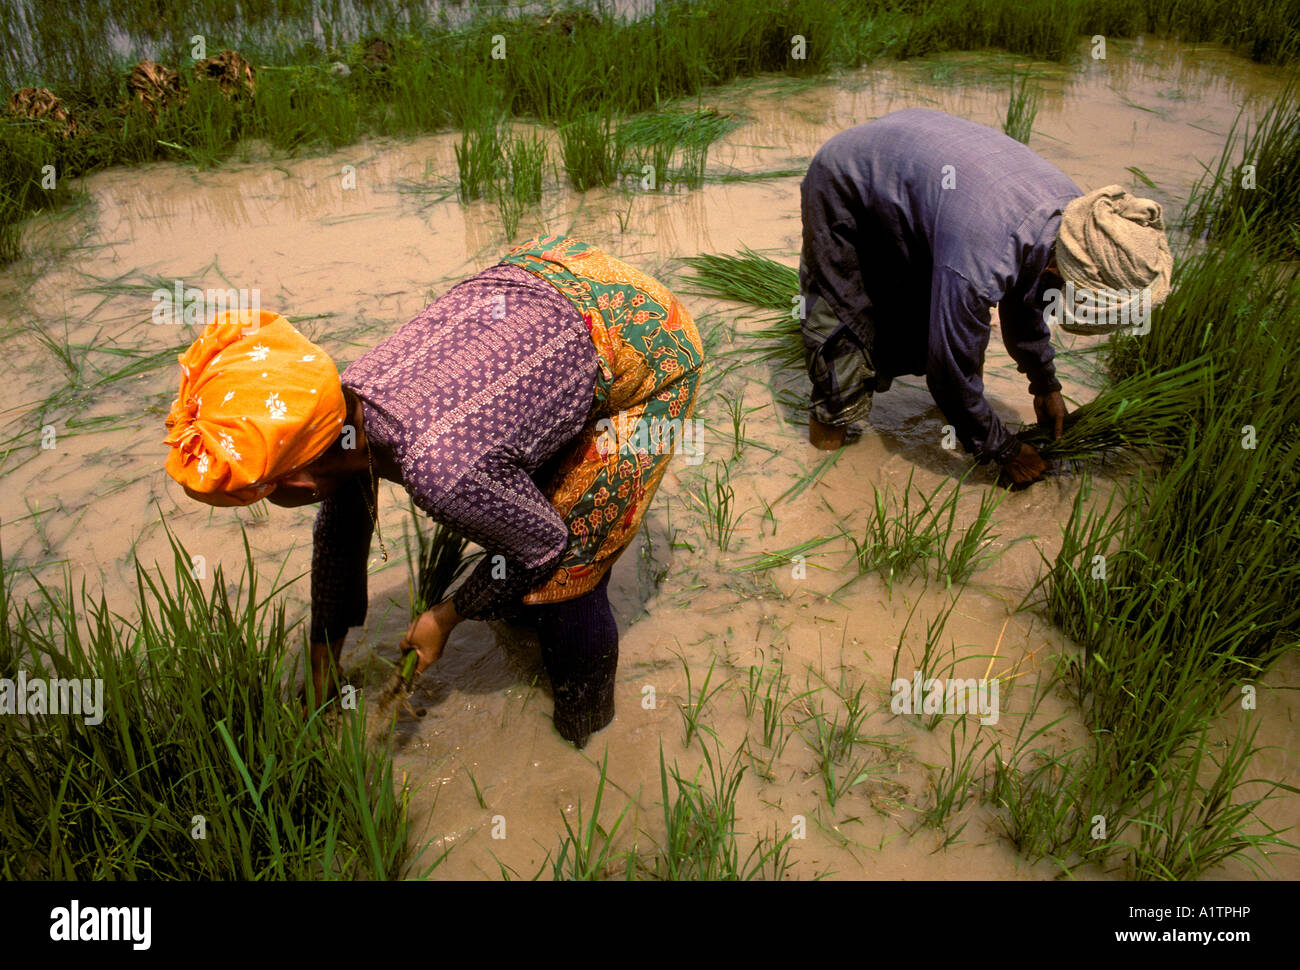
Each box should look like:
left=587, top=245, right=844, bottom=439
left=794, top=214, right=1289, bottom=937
left=501, top=235, right=705, bottom=604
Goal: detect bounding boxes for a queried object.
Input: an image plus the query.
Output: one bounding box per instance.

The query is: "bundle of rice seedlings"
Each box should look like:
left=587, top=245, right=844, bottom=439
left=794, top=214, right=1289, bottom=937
left=382, top=505, right=478, bottom=706
left=677, top=247, right=799, bottom=312
left=677, top=249, right=804, bottom=366
left=1016, top=357, right=1210, bottom=461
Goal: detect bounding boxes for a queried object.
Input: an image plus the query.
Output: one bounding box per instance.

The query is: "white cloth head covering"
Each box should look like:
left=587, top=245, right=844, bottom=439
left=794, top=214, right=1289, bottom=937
left=1052, top=184, right=1173, bottom=334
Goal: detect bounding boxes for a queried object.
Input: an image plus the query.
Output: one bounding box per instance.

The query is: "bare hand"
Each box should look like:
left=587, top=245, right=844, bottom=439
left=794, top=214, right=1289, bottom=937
left=399, top=601, right=462, bottom=677
left=809, top=416, right=847, bottom=451
left=1033, top=390, right=1067, bottom=441
left=999, top=441, right=1048, bottom=487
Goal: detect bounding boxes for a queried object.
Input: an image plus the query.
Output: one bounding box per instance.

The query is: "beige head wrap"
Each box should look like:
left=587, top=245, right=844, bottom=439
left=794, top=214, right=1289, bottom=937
left=1053, top=184, right=1173, bottom=334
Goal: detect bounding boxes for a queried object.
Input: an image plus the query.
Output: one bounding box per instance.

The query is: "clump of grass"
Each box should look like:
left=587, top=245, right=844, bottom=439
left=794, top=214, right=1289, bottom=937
left=1002, top=71, right=1041, bottom=144
left=847, top=473, right=1001, bottom=593
left=550, top=749, right=633, bottom=880
left=650, top=740, right=793, bottom=881
left=559, top=107, right=624, bottom=191
left=0, top=527, right=424, bottom=880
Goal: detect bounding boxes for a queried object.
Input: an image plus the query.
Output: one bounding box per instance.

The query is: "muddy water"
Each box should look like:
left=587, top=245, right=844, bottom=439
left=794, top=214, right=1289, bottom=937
left=1, top=37, right=1294, bottom=879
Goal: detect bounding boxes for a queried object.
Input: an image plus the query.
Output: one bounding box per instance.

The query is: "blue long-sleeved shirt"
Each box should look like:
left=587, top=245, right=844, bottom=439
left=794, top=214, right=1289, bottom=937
left=800, top=108, right=1082, bottom=463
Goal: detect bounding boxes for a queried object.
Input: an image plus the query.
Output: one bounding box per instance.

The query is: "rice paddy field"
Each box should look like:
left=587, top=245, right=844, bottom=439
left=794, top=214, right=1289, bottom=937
left=1, top=0, right=1298, bottom=883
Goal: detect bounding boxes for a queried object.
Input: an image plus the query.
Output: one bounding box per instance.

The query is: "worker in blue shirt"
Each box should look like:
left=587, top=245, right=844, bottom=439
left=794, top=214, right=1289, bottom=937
left=800, top=108, right=1173, bottom=485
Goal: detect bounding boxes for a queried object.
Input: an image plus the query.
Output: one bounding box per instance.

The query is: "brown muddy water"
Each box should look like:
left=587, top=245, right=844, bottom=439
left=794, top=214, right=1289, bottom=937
left=1, top=37, right=1295, bottom=879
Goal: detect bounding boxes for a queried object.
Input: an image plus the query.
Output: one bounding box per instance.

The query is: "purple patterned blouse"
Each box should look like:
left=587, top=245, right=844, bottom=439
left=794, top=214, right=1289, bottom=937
left=309, top=262, right=598, bottom=644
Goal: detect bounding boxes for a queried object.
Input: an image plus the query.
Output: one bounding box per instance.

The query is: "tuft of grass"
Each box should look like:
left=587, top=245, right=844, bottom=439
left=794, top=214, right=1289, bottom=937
left=1002, top=70, right=1041, bottom=144
left=847, top=473, right=1001, bottom=593
left=1182, top=76, right=1300, bottom=259
left=0, top=526, right=425, bottom=880
left=650, top=740, right=793, bottom=881
left=550, top=749, right=633, bottom=880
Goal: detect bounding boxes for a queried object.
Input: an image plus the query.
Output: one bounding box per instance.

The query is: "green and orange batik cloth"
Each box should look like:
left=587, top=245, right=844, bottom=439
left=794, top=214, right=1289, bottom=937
left=502, top=234, right=705, bottom=605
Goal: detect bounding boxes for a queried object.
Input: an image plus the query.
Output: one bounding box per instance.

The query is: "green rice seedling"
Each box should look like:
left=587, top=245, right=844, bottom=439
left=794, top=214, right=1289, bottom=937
left=677, top=248, right=799, bottom=314
left=676, top=651, right=731, bottom=746
left=462, top=762, right=490, bottom=809
left=455, top=111, right=505, bottom=203
left=988, top=740, right=1104, bottom=866
left=940, top=485, right=1003, bottom=586
left=616, top=107, right=740, bottom=190
left=777, top=449, right=843, bottom=504
left=889, top=592, right=963, bottom=731
left=495, top=129, right=547, bottom=238
left=797, top=698, right=878, bottom=809
left=1121, top=720, right=1295, bottom=880
left=30, top=320, right=87, bottom=382
left=251, top=65, right=360, bottom=152
left=559, top=107, right=624, bottom=191
left=1182, top=76, right=1300, bottom=258
left=0, top=527, right=426, bottom=880
left=1015, top=357, right=1211, bottom=461
left=919, top=721, right=991, bottom=846
left=1002, top=71, right=1041, bottom=144
left=695, top=463, right=746, bottom=552
left=721, top=391, right=747, bottom=460
left=651, top=740, right=793, bottom=881
left=551, top=749, right=632, bottom=880
left=795, top=667, right=880, bottom=807
left=504, top=130, right=546, bottom=204
left=848, top=471, right=981, bottom=593
left=741, top=652, right=811, bottom=780
left=737, top=534, right=836, bottom=574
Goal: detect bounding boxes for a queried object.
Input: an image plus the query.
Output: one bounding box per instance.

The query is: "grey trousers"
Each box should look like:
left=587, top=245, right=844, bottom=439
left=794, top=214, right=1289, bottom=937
left=799, top=257, right=882, bottom=437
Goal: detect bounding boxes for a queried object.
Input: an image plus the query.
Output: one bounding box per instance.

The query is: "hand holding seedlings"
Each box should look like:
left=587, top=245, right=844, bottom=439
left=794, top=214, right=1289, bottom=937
left=399, top=599, right=462, bottom=681
left=999, top=440, right=1048, bottom=487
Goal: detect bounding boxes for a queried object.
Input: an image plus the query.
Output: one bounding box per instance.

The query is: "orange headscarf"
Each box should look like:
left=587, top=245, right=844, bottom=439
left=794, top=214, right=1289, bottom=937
left=163, top=309, right=347, bottom=506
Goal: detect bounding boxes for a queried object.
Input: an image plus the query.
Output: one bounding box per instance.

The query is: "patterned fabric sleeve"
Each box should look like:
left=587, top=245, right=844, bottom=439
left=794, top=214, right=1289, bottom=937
left=434, top=455, right=572, bottom=621
left=309, top=474, right=374, bottom=645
